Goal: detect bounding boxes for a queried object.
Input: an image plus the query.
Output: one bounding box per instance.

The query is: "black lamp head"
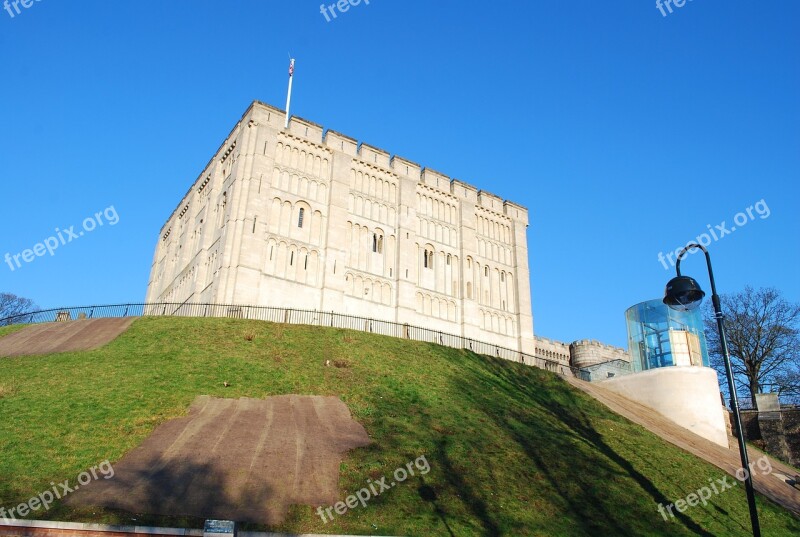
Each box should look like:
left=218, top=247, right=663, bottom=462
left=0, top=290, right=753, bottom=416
left=663, top=275, right=706, bottom=311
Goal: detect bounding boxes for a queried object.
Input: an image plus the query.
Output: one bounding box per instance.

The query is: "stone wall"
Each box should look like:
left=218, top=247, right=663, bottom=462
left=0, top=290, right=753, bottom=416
left=145, top=100, right=535, bottom=354
left=732, top=408, right=800, bottom=467
left=569, top=339, right=630, bottom=370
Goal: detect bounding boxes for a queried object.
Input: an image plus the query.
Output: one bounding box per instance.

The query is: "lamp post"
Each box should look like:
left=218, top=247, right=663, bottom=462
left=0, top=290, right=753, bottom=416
left=663, top=243, right=761, bottom=537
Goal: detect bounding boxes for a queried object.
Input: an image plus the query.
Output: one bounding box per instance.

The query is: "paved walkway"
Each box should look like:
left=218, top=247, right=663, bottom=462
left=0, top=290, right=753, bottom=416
left=563, top=375, right=800, bottom=516
left=0, top=318, right=135, bottom=357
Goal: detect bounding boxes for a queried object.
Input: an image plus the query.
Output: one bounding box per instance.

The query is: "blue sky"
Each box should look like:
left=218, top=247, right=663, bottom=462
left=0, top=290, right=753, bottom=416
left=1, top=1, right=797, bottom=348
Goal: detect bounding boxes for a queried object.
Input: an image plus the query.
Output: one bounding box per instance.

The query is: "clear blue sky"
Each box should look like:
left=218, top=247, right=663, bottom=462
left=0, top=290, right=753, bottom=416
left=1, top=1, right=798, bottom=348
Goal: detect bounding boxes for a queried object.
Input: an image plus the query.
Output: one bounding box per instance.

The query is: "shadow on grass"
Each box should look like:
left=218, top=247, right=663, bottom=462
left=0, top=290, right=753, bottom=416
left=64, top=458, right=281, bottom=525
left=441, top=352, right=721, bottom=536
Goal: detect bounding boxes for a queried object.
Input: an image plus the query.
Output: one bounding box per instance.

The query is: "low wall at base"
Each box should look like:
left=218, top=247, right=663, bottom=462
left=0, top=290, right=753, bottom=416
left=599, top=366, right=729, bottom=448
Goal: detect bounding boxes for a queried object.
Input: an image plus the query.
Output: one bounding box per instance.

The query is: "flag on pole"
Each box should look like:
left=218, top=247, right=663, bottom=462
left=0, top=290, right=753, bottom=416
left=285, top=58, right=296, bottom=129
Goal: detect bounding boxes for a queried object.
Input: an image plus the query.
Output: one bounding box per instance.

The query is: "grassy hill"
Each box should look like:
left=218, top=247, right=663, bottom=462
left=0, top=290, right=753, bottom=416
left=0, top=317, right=798, bottom=536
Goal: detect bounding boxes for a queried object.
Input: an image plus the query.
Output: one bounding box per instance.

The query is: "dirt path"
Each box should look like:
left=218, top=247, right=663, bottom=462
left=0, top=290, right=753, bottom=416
left=67, top=395, right=372, bottom=524
left=0, top=318, right=135, bottom=357
left=563, top=375, right=800, bottom=516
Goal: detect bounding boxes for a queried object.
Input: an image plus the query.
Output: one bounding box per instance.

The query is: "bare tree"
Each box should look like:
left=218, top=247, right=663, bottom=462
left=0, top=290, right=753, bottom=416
left=0, top=292, right=38, bottom=326
left=774, top=364, right=800, bottom=406
left=704, top=286, right=800, bottom=408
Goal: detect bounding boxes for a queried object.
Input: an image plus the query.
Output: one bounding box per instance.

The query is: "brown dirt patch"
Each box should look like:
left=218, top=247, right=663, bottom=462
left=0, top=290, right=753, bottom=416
left=0, top=318, right=135, bottom=357
left=67, top=395, right=371, bottom=524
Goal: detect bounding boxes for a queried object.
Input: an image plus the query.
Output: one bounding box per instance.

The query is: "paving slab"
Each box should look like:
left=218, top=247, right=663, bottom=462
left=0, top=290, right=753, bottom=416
left=67, top=395, right=372, bottom=525
left=0, top=318, right=135, bottom=357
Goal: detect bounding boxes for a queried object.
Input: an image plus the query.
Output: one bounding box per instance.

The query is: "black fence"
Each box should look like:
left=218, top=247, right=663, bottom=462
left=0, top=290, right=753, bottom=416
left=0, top=302, right=578, bottom=376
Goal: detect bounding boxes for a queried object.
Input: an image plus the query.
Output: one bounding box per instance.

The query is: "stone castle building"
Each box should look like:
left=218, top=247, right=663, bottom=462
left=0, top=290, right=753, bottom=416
left=145, top=100, right=628, bottom=365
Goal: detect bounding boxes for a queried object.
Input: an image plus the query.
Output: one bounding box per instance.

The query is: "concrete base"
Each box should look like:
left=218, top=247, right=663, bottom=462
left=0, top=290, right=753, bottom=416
left=599, top=366, right=729, bottom=448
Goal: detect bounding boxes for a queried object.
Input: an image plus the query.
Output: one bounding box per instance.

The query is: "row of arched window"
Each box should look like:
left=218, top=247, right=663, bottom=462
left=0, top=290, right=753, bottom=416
left=476, top=213, right=512, bottom=244
left=416, top=292, right=458, bottom=322
left=160, top=263, right=199, bottom=304
left=480, top=309, right=516, bottom=336
left=417, top=245, right=460, bottom=299
left=351, top=167, right=398, bottom=203
left=465, top=257, right=515, bottom=312
left=418, top=217, right=458, bottom=247
left=537, top=348, right=570, bottom=363
left=346, top=221, right=396, bottom=277
left=417, top=191, right=459, bottom=225
left=268, top=197, right=324, bottom=246
left=274, top=140, right=330, bottom=178
left=345, top=272, right=393, bottom=306
left=272, top=167, right=329, bottom=203
left=265, top=238, right=322, bottom=286
left=349, top=194, right=397, bottom=226
left=478, top=238, right=513, bottom=265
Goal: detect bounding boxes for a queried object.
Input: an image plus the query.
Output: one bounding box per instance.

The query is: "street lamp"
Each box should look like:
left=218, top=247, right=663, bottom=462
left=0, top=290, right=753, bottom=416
left=663, top=243, right=761, bottom=537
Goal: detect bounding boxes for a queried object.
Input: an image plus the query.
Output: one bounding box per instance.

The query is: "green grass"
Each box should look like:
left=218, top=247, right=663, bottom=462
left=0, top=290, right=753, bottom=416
left=0, top=317, right=798, bottom=536
left=0, top=324, right=27, bottom=338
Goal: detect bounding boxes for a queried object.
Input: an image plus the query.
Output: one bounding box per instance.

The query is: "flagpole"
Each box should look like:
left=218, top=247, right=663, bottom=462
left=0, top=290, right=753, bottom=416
left=285, top=58, right=295, bottom=129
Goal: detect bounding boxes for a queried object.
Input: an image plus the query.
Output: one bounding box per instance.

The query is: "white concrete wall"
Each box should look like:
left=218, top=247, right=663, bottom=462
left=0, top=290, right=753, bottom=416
left=600, top=366, right=729, bottom=448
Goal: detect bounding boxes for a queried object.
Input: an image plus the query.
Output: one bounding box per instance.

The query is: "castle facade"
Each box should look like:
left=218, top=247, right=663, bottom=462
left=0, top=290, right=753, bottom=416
left=146, top=101, right=536, bottom=353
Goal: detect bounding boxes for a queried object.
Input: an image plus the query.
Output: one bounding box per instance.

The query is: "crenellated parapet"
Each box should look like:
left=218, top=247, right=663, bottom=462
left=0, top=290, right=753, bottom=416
left=569, top=339, right=631, bottom=370
left=534, top=336, right=572, bottom=364
left=244, top=101, right=530, bottom=223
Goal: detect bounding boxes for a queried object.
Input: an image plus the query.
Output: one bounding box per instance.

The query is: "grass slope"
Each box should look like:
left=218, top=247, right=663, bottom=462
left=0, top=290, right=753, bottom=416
left=0, top=317, right=798, bottom=536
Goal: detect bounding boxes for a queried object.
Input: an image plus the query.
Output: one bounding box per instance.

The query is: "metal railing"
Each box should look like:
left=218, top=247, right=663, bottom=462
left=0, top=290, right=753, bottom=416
left=0, top=302, right=578, bottom=376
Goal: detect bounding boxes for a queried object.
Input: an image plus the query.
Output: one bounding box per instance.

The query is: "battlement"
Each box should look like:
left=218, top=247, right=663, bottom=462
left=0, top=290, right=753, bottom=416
left=390, top=155, right=422, bottom=178
left=570, top=339, right=630, bottom=370
left=288, top=116, right=324, bottom=144
left=358, top=143, right=392, bottom=169
left=570, top=339, right=629, bottom=355
left=246, top=100, right=529, bottom=217
left=451, top=180, right=478, bottom=203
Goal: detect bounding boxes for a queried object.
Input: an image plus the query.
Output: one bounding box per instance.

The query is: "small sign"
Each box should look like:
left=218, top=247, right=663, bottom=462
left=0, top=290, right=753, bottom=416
left=204, top=520, right=236, bottom=537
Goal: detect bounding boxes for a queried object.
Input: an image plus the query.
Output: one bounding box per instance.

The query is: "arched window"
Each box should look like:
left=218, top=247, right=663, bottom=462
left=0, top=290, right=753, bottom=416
left=423, top=248, right=434, bottom=269
left=446, top=254, right=451, bottom=266
left=372, top=233, right=384, bottom=253
left=298, top=207, right=305, bottom=228
left=484, top=266, right=489, bottom=277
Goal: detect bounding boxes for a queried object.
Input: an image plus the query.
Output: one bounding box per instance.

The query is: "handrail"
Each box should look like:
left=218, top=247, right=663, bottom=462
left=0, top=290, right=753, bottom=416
left=0, top=302, right=578, bottom=377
